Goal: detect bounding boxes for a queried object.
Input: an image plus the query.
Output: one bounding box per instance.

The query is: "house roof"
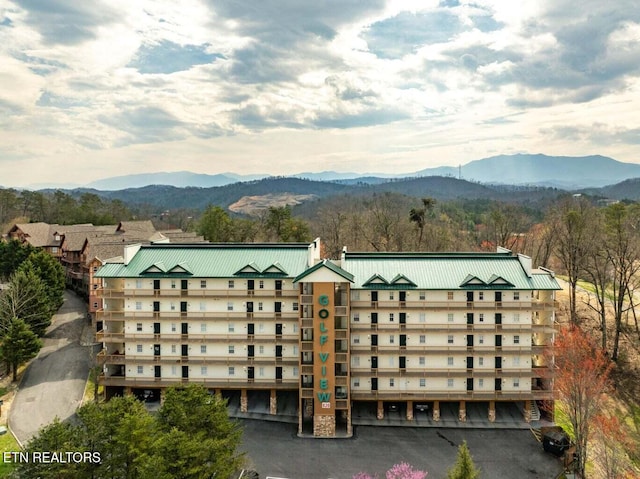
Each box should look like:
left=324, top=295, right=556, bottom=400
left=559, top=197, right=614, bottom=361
left=96, top=243, right=314, bottom=279
left=341, top=252, right=560, bottom=290
left=116, top=220, right=156, bottom=234
left=9, top=222, right=59, bottom=247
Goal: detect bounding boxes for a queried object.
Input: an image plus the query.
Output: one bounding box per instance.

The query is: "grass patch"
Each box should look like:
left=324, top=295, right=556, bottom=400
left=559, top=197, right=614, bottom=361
left=0, top=430, right=20, bottom=477
left=0, top=388, right=8, bottom=399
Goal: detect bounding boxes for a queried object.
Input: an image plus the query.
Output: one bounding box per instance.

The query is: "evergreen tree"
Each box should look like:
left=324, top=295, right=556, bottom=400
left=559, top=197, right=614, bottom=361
left=0, top=269, right=52, bottom=337
left=447, top=441, right=480, bottom=479
left=0, top=319, right=42, bottom=380
left=18, top=250, right=66, bottom=313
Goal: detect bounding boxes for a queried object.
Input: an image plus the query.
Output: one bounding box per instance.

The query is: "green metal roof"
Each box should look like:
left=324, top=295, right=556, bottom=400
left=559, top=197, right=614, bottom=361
left=95, top=243, right=312, bottom=279
left=293, top=259, right=354, bottom=283
left=342, top=252, right=561, bottom=290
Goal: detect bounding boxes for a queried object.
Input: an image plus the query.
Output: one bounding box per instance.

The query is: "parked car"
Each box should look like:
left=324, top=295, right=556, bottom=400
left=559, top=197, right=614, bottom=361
left=414, top=403, right=429, bottom=412
left=542, top=430, right=571, bottom=456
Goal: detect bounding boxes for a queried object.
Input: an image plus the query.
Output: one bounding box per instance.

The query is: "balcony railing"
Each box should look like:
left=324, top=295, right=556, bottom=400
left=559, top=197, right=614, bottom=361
left=350, top=300, right=558, bottom=311
left=98, top=373, right=298, bottom=389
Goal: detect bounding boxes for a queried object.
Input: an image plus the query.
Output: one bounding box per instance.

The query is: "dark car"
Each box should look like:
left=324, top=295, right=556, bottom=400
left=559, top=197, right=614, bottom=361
left=542, top=430, right=571, bottom=456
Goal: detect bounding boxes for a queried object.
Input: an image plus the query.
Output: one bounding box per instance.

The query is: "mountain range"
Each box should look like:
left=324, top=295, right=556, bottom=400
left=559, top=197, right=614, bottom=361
left=66, top=153, right=640, bottom=191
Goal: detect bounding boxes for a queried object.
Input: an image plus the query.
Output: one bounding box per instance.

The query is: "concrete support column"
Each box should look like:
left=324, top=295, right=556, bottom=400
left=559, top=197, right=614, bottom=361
left=524, top=400, right=532, bottom=423
left=458, top=400, right=466, bottom=422
left=159, top=389, right=165, bottom=405
left=406, top=401, right=414, bottom=421
left=346, top=408, right=352, bottom=437
left=488, top=400, right=496, bottom=422
left=123, top=387, right=133, bottom=396
left=240, top=389, right=248, bottom=413
left=433, top=400, right=440, bottom=422
left=377, top=400, right=384, bottom=420
left=269, top=389, right=277, bottom=415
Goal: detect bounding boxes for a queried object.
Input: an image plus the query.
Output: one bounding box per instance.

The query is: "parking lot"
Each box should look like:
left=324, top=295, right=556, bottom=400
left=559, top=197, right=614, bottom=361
left=239, top=419, right=563, bottom=479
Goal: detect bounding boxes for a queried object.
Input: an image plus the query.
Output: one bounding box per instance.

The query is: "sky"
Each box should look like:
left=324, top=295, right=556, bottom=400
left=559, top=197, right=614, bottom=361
left=1, top=0, right=640, bottom=188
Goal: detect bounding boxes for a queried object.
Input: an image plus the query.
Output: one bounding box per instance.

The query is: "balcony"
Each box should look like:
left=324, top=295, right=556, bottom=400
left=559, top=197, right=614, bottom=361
left=98, top=374, right=298, bottom=389
left=350, top=299, right=558, bottom=311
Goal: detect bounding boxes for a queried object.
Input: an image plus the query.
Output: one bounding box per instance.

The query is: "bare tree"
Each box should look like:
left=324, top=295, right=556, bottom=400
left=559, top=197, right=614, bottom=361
left=552, top=197, right=597, bottom=324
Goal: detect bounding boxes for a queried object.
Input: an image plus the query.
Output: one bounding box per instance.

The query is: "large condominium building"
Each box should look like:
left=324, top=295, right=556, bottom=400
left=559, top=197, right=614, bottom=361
left=95, top=239, right=560, bottom=438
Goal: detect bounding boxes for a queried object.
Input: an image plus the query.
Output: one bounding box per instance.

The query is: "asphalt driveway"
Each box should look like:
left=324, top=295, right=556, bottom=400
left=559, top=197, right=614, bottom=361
left=9, top=291, right=91, bottom=444
left=239, top=419, right=563, bottom=479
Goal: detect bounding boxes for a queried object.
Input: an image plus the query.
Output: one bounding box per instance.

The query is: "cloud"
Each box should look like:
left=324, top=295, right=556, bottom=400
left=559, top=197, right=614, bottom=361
left=16, top=0, right=122, bottom=45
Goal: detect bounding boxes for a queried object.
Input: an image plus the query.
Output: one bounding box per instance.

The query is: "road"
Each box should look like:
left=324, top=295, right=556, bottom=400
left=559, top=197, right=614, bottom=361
left=9, top=291, right=92, bottom=445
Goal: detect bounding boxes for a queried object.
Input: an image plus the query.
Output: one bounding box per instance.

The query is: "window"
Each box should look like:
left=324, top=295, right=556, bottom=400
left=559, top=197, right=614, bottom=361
left=447, top=291, right=454, bottom=300
left=227, top=302, right=233, bottom=311
left=136, top=279, right=142, bottom=288
left=259, top=345, right=264, bottom=354
left=447, top=378, right=454, bottom=388
left=479, top=335, right=484, bottom=344
left=201, top=366, right=208, bottom=375
left=479, top=291, right=484, bottom=300
left=171, top=345, right=176, bottom=353
left=513, top=356, right=520, bottom=366
left=419, top=291, right=426, bottom=300
left=447, top=313, right=454, bottom=322
left=419, top=335, right=426, bottom=344
left=514, top=291, right=520, bottom=300
left=352, top=356, right=360, bottom=366
left=136, top=345, right=143, bottom=353
left=354, top=378, right=360, bottom=387
left=389, top=335, right=395, bottom=344
left=171, top=323, right=176, bottom=332
left=479, top=313, right=484, bottom=322
left=447, top=357, right=454, bottom=366
left=200, top=323, right=206, bottom=332
left=447, top=335, right=454, bottom=344
left=352, top=291, right=360, bottom=300
left=92, top=283, right=98, bottom=290
left=293, top=302, right=299, bottom=311
left=259, top=367, right=264, bottom=377
left=200, top=280, right=207, bottom=288
left=135, top=302, right=142, bottom=311
left=389, top=378, right=395, bottom=387
left=479, top=357, right=484, bottom=366
left=353, top=313, right=360, bottom=322
left=513, top=378, right=520, bottom=388
left=258, top=324, right=264, bottom=333
left=258, top=302, right=263, bottom=311
left=171, top=280, right=176, bottom=289
left=136, top=323, right=142, bottom=332
left=514, top=335, right=520, bottom=344
left=228, top=367, right=235, bottom=376
left=200, top=345, right=207, bottom=354
left=229, top=345, right=235, bottom=354
left=228, top=324, right=235, bottom=333
left=137, top=366, right=143, bottom=374
left=200, top=302, right=206, bottom=312
left=93, top=266, right=98, bottom=273
left=419, top=378, right=426, bottom=387
left=171, top=303, right=176, bottom=311
left=389, top=313, right=394, bottom=322
left=293, top=345, right=298, bottom=354
left=93, top=302, right=98, bottom=308
left=353, top=335, right=360, bottom=344
left=419, top=313, right=426, bottom=323
left=479, top=378, right=484, bottom=387
left=293, top=323, right=298, bottom=333
left=419, top=356, right=425, bottom=365
left=389, top=292, right=394, bottom=300
left=293, top=366, right=298, bottom=376
left=228, top=280, right=234, bottom=289
left=513, top=313, right=520, bottom=323
left=259, top=280, right=264, bottom=289
left=171, top=365, right=177, bottom=375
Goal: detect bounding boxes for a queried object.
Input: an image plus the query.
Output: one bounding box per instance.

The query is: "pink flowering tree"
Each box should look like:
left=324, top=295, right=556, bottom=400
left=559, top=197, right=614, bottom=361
left=353, top=462, right=428, bottom=479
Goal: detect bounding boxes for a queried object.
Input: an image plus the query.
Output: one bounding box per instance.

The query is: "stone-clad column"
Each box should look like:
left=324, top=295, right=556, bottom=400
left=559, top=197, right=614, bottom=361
left=458, top=400, right=466, bottom=422
left=377, top=400, right=384, bottom=420
left=433, top=400, right=440, bottom=422
left=270, top=389, right=277, bottom=415
left=240, top=389, right=248, bottom=413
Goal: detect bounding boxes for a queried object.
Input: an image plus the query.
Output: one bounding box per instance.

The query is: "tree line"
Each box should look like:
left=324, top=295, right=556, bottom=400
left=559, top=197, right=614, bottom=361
left=0, top=189, right=132, bottom=228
